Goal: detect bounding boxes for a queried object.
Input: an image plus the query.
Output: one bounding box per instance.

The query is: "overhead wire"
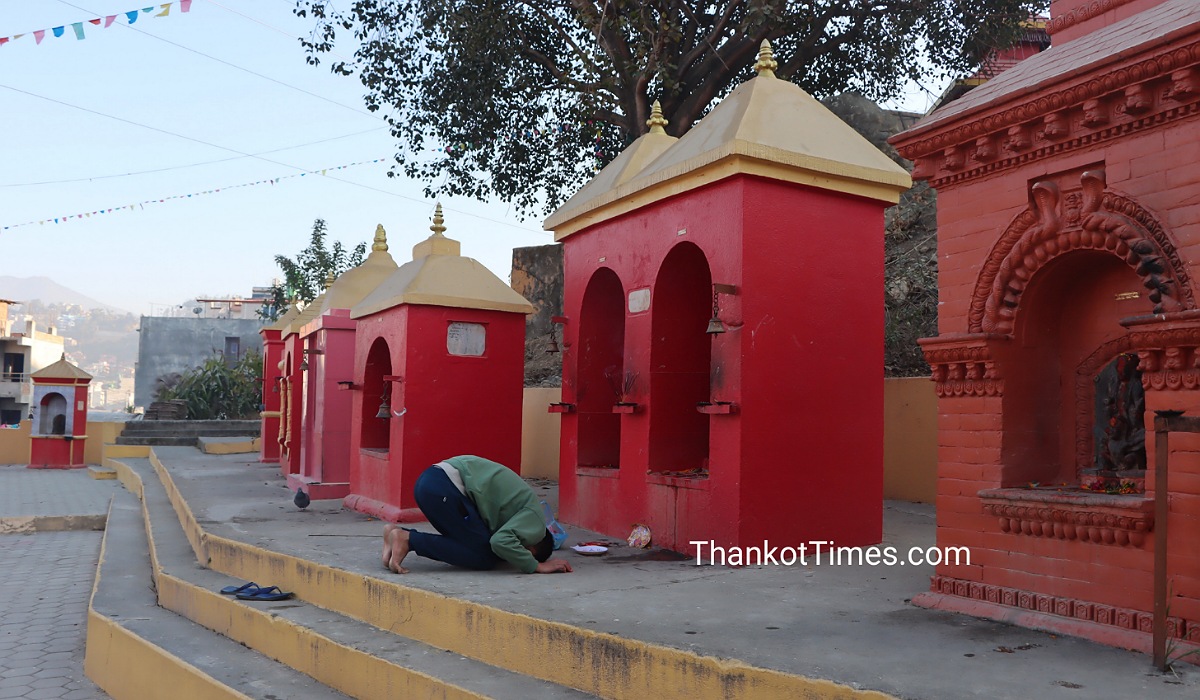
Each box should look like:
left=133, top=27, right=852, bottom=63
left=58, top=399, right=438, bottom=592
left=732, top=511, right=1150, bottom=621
left=55, top=0, right=380, bottom=122
left=0, top=126, right=385, bottom=187
left=10, top=2, right=546, bottom=236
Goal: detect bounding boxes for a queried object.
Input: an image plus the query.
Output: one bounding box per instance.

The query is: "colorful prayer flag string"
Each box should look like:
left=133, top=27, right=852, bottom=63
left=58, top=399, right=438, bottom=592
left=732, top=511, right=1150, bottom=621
left=1, top=158, right=388, bottom=232
left=0, top=1, right=191, bottom=46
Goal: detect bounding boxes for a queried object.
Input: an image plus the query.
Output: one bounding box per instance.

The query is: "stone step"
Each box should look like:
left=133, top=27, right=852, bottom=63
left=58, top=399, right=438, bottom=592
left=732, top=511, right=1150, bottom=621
left=125, top=420, right=260, bottom=430
left=114, top=456, right=598, bottom=700
left=114, top=436, right=202, bottom=446
left=88, top=489, right=353, bottom=700
left=120, top=421, right=259, bottom=436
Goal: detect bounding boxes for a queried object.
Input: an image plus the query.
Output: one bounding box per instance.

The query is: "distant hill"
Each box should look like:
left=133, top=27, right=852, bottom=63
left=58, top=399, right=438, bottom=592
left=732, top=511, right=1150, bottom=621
left=0, top=276, right=127, bottom=313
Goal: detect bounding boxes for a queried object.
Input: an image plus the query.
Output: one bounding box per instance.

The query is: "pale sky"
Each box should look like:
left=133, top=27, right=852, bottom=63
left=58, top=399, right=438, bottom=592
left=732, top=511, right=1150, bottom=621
left=1, top=1, right=944, bottom=316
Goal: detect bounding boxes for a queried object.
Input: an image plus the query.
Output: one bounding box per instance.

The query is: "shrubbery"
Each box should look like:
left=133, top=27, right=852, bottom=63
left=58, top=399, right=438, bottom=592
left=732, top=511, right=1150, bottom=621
left=155, top=351, right=263, bottom=420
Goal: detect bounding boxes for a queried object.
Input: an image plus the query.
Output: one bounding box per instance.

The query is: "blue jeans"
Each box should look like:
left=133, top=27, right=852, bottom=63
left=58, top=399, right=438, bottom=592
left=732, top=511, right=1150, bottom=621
left=406, top=466, right=500, bottom=570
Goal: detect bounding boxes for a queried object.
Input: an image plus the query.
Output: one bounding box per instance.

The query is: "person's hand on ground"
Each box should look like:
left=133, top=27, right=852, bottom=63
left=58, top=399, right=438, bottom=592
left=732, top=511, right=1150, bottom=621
left=535, top=558, right=573, bottom=574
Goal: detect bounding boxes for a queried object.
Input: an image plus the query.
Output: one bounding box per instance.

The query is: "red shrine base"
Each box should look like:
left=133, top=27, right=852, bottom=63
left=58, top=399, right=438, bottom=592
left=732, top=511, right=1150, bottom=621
left=29, top=436, right=86, bottom=469
left=286, top=473, right=350, bottom=501
left=342, top=492, right=424, bottom=524
left=915, top=578, right=1200, bottom=664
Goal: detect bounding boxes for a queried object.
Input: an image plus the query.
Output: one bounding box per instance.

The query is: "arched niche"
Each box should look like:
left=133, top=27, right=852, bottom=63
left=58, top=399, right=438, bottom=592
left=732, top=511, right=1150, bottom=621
left=1000, top=250, right=1152, bottom=486
left=577, top=268, right=625, bottom=469
left=39, top=392, right=68, bottom=436
left=361, top=337, right=392, bottom=451
left=649, top=242, right=712, bottom=472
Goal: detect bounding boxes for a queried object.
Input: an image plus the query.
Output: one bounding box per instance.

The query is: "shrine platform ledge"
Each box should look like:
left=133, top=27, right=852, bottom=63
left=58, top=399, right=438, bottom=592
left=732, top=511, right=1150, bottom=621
left=76, top=446, right=1199, bottom=700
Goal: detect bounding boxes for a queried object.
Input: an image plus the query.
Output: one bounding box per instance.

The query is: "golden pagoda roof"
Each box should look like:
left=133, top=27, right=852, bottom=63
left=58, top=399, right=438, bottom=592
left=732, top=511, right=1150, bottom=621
left=544, top=40, right=912, bottom=239
left=266, top=299, right=304, bottom=332
left=31, top=355, right=91, bottom=381
left=351, top=205, right=534, bottom=318
left=320, top=224, right=399, bottom=313
left=283, top=291, right=327, bottom=338
left=548, top=101, right=678, bottom=228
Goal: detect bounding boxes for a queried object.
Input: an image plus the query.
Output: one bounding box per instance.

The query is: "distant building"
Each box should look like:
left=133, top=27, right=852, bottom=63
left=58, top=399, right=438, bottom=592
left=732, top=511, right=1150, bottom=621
left=0, top=299, right=67, bottom=425
left=134, top=315, right=266, bottom=410
left=155, top=287, right=276, bottom=321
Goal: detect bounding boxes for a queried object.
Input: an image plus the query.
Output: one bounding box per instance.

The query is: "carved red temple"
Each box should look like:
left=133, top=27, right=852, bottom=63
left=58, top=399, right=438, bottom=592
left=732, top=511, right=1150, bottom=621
left=891, top=0, right=1200, bottom=658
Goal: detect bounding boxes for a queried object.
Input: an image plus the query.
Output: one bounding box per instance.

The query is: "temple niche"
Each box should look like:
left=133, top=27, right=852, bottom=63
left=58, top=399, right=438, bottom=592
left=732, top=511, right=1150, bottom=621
left=892, top=0, right=1200, bottom=658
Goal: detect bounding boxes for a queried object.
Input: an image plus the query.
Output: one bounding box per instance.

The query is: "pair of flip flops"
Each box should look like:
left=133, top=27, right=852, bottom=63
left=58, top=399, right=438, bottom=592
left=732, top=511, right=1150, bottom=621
left=219, top=581, right=294, bottom=601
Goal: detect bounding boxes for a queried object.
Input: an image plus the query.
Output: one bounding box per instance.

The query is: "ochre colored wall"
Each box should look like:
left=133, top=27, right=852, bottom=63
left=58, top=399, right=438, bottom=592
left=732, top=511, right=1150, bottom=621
left=0, top=419, right=124, bottom=466
left=85, top=421, right=126, bottom=464
left=0, top=421, right=30, bottom=464
left=882, top=378, right=936, bottom=504
left=521, top=387, right=562, bottom=479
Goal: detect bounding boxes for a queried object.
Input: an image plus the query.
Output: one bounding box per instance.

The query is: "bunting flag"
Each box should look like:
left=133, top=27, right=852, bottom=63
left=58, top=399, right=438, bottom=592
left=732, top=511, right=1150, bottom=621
left=1, top=158, right=388, bottom=232
left=0, top=2, right=191, bottom=46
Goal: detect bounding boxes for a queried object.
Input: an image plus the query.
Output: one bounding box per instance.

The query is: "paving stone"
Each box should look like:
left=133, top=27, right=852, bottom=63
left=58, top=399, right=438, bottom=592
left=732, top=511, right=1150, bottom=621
left=0, top=676, right=35, bottom=689
left=0, top=521, right=110, bottom=700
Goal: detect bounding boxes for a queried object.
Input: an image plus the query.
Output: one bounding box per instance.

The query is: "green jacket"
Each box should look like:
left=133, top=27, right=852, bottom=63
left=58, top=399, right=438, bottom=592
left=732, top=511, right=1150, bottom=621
left=445, top=455, right=545, bottom=573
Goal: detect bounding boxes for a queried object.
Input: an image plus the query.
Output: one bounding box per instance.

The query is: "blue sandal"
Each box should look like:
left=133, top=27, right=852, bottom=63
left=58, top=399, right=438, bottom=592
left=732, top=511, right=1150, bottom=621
left=236, top=586, right=294, bottom=601
left=219, top=582, right=260, bottom=596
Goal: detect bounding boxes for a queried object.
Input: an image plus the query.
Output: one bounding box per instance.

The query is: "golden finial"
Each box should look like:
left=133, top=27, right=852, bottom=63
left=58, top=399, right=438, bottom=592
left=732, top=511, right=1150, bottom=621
left=324, top=271, right=336, bottom=290
left=753, top=39, right=777, bottom=78
left=372, top=224, right=388, bottom=252
left=430, top=203, right=446, bottom=237
left=646, top=101, right=668, bottom=134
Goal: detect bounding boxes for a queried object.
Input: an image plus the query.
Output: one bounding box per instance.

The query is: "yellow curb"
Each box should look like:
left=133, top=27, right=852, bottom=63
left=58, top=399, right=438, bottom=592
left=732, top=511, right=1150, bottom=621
left=84, top=499, right=254, bottom=700
left=146, top=448, right=897, bottom=700
left=88, top=466, right=117, bottom=480
left=118, top=456, right=488, bottom=700
left=103, top=444, right=152, bottom=460
left=199, top=437, right=261, bottom=455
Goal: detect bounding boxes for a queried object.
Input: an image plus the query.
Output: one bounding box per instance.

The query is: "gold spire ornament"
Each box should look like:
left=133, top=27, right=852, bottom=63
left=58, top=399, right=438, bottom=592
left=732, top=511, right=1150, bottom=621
left=430, top=203, right=447, bottom=237
left=753, top=39, right=777, bottom=78
left=324, top=271, right=336, bottom=290
left=372, top=224, right=389, bottom=252
left=646, top=101, right=669, bottom=134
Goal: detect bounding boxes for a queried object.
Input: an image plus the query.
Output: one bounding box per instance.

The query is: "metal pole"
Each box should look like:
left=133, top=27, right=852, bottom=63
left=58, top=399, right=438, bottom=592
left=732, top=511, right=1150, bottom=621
left=1152, top=412, right=1171, bottom=670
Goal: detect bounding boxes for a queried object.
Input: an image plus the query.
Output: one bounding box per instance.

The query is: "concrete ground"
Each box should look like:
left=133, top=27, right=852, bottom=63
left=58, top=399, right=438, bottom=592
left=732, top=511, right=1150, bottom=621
left=2, top=453, right=1198, bottom=700
left=0, top=466, right=121, bottom=700
left=158, top=449, right=1198, bottom=700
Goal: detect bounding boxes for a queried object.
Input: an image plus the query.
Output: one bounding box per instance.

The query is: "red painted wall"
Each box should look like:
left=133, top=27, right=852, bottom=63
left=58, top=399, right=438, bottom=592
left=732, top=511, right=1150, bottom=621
left=259, top=328, right=283, bottom=463
left=558, top=174, right=887, bottom=552
left=281, top=333, right=304, bottom=477
left=345, top=304, right=527, bottom=521
left=292, top=312, right=357, bottom=498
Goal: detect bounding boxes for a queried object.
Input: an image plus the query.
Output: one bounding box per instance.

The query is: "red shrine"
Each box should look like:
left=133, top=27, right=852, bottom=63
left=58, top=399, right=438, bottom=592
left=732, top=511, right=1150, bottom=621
left=892, top=0, right=1200, bottom=658
left=342, top=206, right=533, bottom=522
left=545, top=42, right=911, bottom=553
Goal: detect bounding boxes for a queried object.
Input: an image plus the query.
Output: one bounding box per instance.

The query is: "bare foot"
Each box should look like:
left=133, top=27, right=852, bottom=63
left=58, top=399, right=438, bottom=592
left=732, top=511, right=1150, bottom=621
left=382, top=523, right=398, bottom=569
left=386, top=527, right=411, bottom=574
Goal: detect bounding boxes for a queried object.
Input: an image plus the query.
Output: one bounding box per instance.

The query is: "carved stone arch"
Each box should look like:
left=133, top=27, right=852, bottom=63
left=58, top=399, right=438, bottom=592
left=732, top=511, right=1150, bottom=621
left=968, top=170, right=1196, bottom=335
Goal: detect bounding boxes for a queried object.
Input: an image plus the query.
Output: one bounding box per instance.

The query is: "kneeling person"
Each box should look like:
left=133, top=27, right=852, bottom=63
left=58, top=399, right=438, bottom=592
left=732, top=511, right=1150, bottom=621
left=383, top=455, right=573, bottom=574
